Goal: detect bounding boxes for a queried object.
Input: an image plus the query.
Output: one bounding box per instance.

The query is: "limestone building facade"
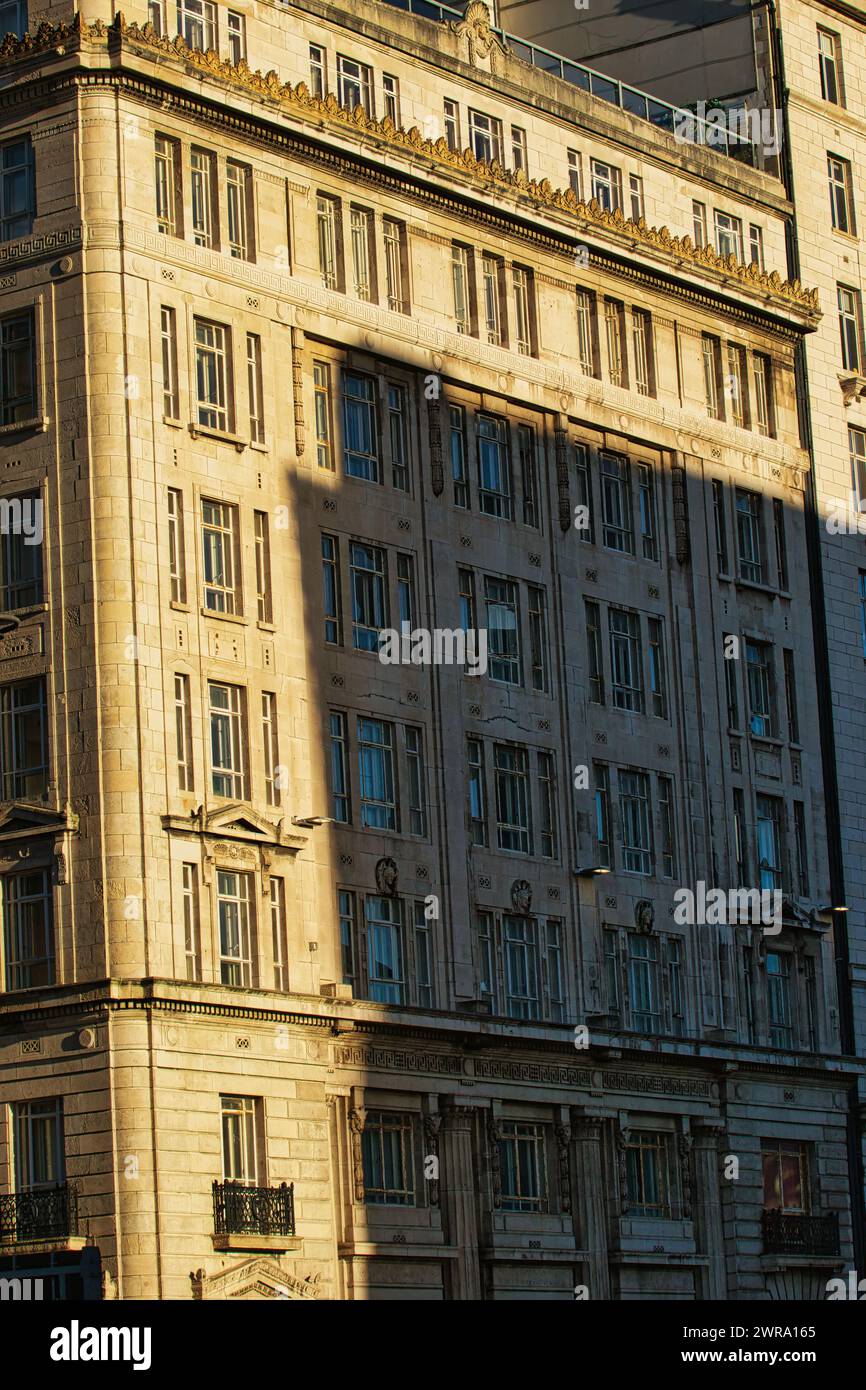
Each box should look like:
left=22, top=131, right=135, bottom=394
left=0, top=0, right=860, bottom=1299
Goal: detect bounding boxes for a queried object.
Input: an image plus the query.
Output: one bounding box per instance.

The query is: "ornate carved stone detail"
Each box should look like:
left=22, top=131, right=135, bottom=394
left=554, top=426, right=571, bottom=532
left=487, top=1113, right=503, bottom=1209
left=290, top=327, right=304, bottom=457
left=555, top=1123, right=572, bottom=1213
left=634, top=899, right=655, bottom=933
left=510, top=878, right=532, bottom=913
left=375, top=856, right=398, bottom=896
left=615, top=1126, right=631, bottom=1214
left=348, top=1107, right=366, bottom=1203
left=427, top=395, right=444, bottom=496
left=679, top=1133, right=694, bottom=1219
left=423, top=1114, right=442, bottom=1207
left=450, top=1, right=508, bottom=70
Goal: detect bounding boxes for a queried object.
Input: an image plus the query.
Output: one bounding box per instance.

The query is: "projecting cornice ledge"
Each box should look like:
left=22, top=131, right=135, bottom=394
left=0, top=13, right=819, bottom=326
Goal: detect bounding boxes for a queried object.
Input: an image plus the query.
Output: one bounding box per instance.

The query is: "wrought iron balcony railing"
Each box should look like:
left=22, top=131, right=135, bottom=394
left=212, top=1180, right=295, bottom=1237
left=762, top=1209, right=840, bottom=1257
left=0, top=1182, right=79, bottom=1244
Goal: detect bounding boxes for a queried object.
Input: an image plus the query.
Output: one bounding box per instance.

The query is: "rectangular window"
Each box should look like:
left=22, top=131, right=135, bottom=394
left=494, top=743, right=531, bottom=853
left=748, top=224, right=764, bottom=269
left=628, top=933, right=661, bottom=1033
left=838, top=284, right=863, bottom=372
left=413, top=903, right=433, bottom=1008
left=648, top=617, right=667, bottom=718
left=0, top=0, right=27, bottom=36
left=396, top=552, right=415, bottom=628
left=226, top=10, right=245, bottom=62
left=765, top=954, right=793, bottom=1049
left=364, top=896, right=404, bottom=1002
left=0, top=676, right=47, bottom=799
left=575, top=290, right=596, bottom=376
left=358, top=718, right=397, bottom=830
left=350, top=540, right=388, bottom=651
left=609, top=608, right=644, bottom=713
left=253, top=510, right=271, bottom=624
left=225, top=162, right=252, bottom=266
left=0, top=490, right=42, bottom=611
left=261, top=691, right=280, bottom=807
left=190, top=147, right=217, bottom=249
left=818, top=27, right=844, bottom=106
left=714, top=210, right=743, bottom=261
left=330, top=711, right=350, bottom=823
left=702, top=335, right=722, bottom=419
left=313, top=360, right=333, bottom=470
left=752, top=354, right=774, bottom=437
left=585, top=599, right=604, bottom=704
left=468, top=109, right=502, bottom=164
left=208, top=681, right=246, bottom=799
left=619, top=768, right=653, bottom=875
left=629, top=173, right=644, bottom=222
left=527, top=585, right=549, bottom=693
left=567, top=149, right=581, bottom=197
left=763, top=1139, right=808, bottom=1212
left=349, top=206, right=375, bottom=302
left=733, top=787, right=747, bottom=884
left=3, top=867, right=53, bottom=990
left=177, top=0, right=216, bottom=52
left=537, top=749, right=557, bottom=858
left=735, top=488, right=764, bottom=583
left=337, top=55, right=373, bottom=115
left=154, top=135, right=179, bottom=236
left=246, top=333, right=264, bottom=444
left=546, top=920, right=565, bottom=1021
left=574, top=443, right=594, bottom=541
left=512, top=266, right=532, bottom=356
left=484, top=574, right=520, bottom=684
left=217, top=871, right=254, bottom=987
left=793, top=801, right=810, bottom=897
left=220, top=1095, right=258, bottom=1185
left=726, top=343, right=748, bottom=429
left=361, top=1111, right=414, bottom=1201
left=692, top=200, right=707, bottom=248
left=467, top=736, right=487, bottom=847
left=174, top=672, right=193, bottom=791
left=194, top=318, right=231, bottom=432
left=388, top=383, right=409, bottom=492
left=477, top=415, right=512, bottom=519
left=201, top=499, right=239, bottom=614
left=600, top=452, right=633, bottom=553
left=13, top=1098, right=63, bottom=1190
left=451, top=405, right=469, bottom=509
left=591, top=159, right=622, bottom=212
left=632, top=309, right=653, bottom=396
left=161, top=305, right=179, bottom=419
left=503, top=917, right=539, bottom=1020
left=321, top=534, right=342, bottom=645
left=0, top=309, right=35, bottom=425
left=604, top=299, right=626, bottom=388
left=0, top=136, right=33, bottom=242
left=309, top=44, right=326, bottom=99
left=712, top=481, right=729, bottom=573
left=625, top=1132, right=669, bottom=1217
left=498, top=1121, right=546, bottom=1211
left=444, top=99, right=460, bottom=152
left=757, top=796, right=784, bottom=892
left=773, top=499, right=788, bottom=591
left=338, top=889, right=356, bottom=988
left=511, top=125, right=527, bottom=172
left=828, top=154, right=855, bottom=234
left=270, top=877, right=288, bottom=991
left=182, top=863, right=200, bottom=981
left=404, top=724, right=426, bottom=836
left=451, top=244, right=473, bottom=335
left=481, top=254, right=504, bottom=346
left=343, top=372, right=379, bottom=482
left=594, top=763, right=612, bottom=868
left=724, top=636, right=739, bottom=729
left=317, top=195, right=340, bottom=291
left=637, top=463, right=657, bottom=560
left=477, top=909, right=496, bottom=1007
left=658, top=775, right=676, bottom=877
left=382, top=74, right=400, bottom=126
left=458, top=566, right=476, bottom=633
left=167, top=487, right=186, bottom=604
left=746, top=639, right=775, bottom=737
left=383, top=218, right=407, bottom=314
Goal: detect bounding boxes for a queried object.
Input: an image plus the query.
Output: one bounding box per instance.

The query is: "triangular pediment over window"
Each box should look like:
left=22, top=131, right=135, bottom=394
left=162, top=804, right=306, bottom=850
left=0, top=802, right=77, bottom=842
left=190, top=1259, right=322, bottom=1300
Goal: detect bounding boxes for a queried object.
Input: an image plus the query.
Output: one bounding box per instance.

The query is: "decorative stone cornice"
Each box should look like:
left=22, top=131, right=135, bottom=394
left=0, top=13, right=817, bottom=320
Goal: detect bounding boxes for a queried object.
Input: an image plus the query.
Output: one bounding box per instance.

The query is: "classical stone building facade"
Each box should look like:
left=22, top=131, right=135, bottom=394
left=0, top=0, right=860, bottom=1300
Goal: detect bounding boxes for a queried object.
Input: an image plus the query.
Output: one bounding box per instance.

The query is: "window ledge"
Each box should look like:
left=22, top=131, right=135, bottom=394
left=249, top=440, right=269, bottom=454
left=256, top=620, right=277, bottom=633
left=189, top=422, right=246, bottom=451
left=169, top=600, right=191, bottom=613
left=839, top=372, right=866, bottom=407
left=212, top=1234, right=303, bottom=1254
left=200, top=607, right=248, bottom=626
left=734, top=578, right=780, bottom=598
left=0, top=1235, right=88, bottom=1255
left=0, top=416, right=47, bottom=437
left=163, top=415, right=184, bottom=430
left=750, top=734, right=784, bottom=749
